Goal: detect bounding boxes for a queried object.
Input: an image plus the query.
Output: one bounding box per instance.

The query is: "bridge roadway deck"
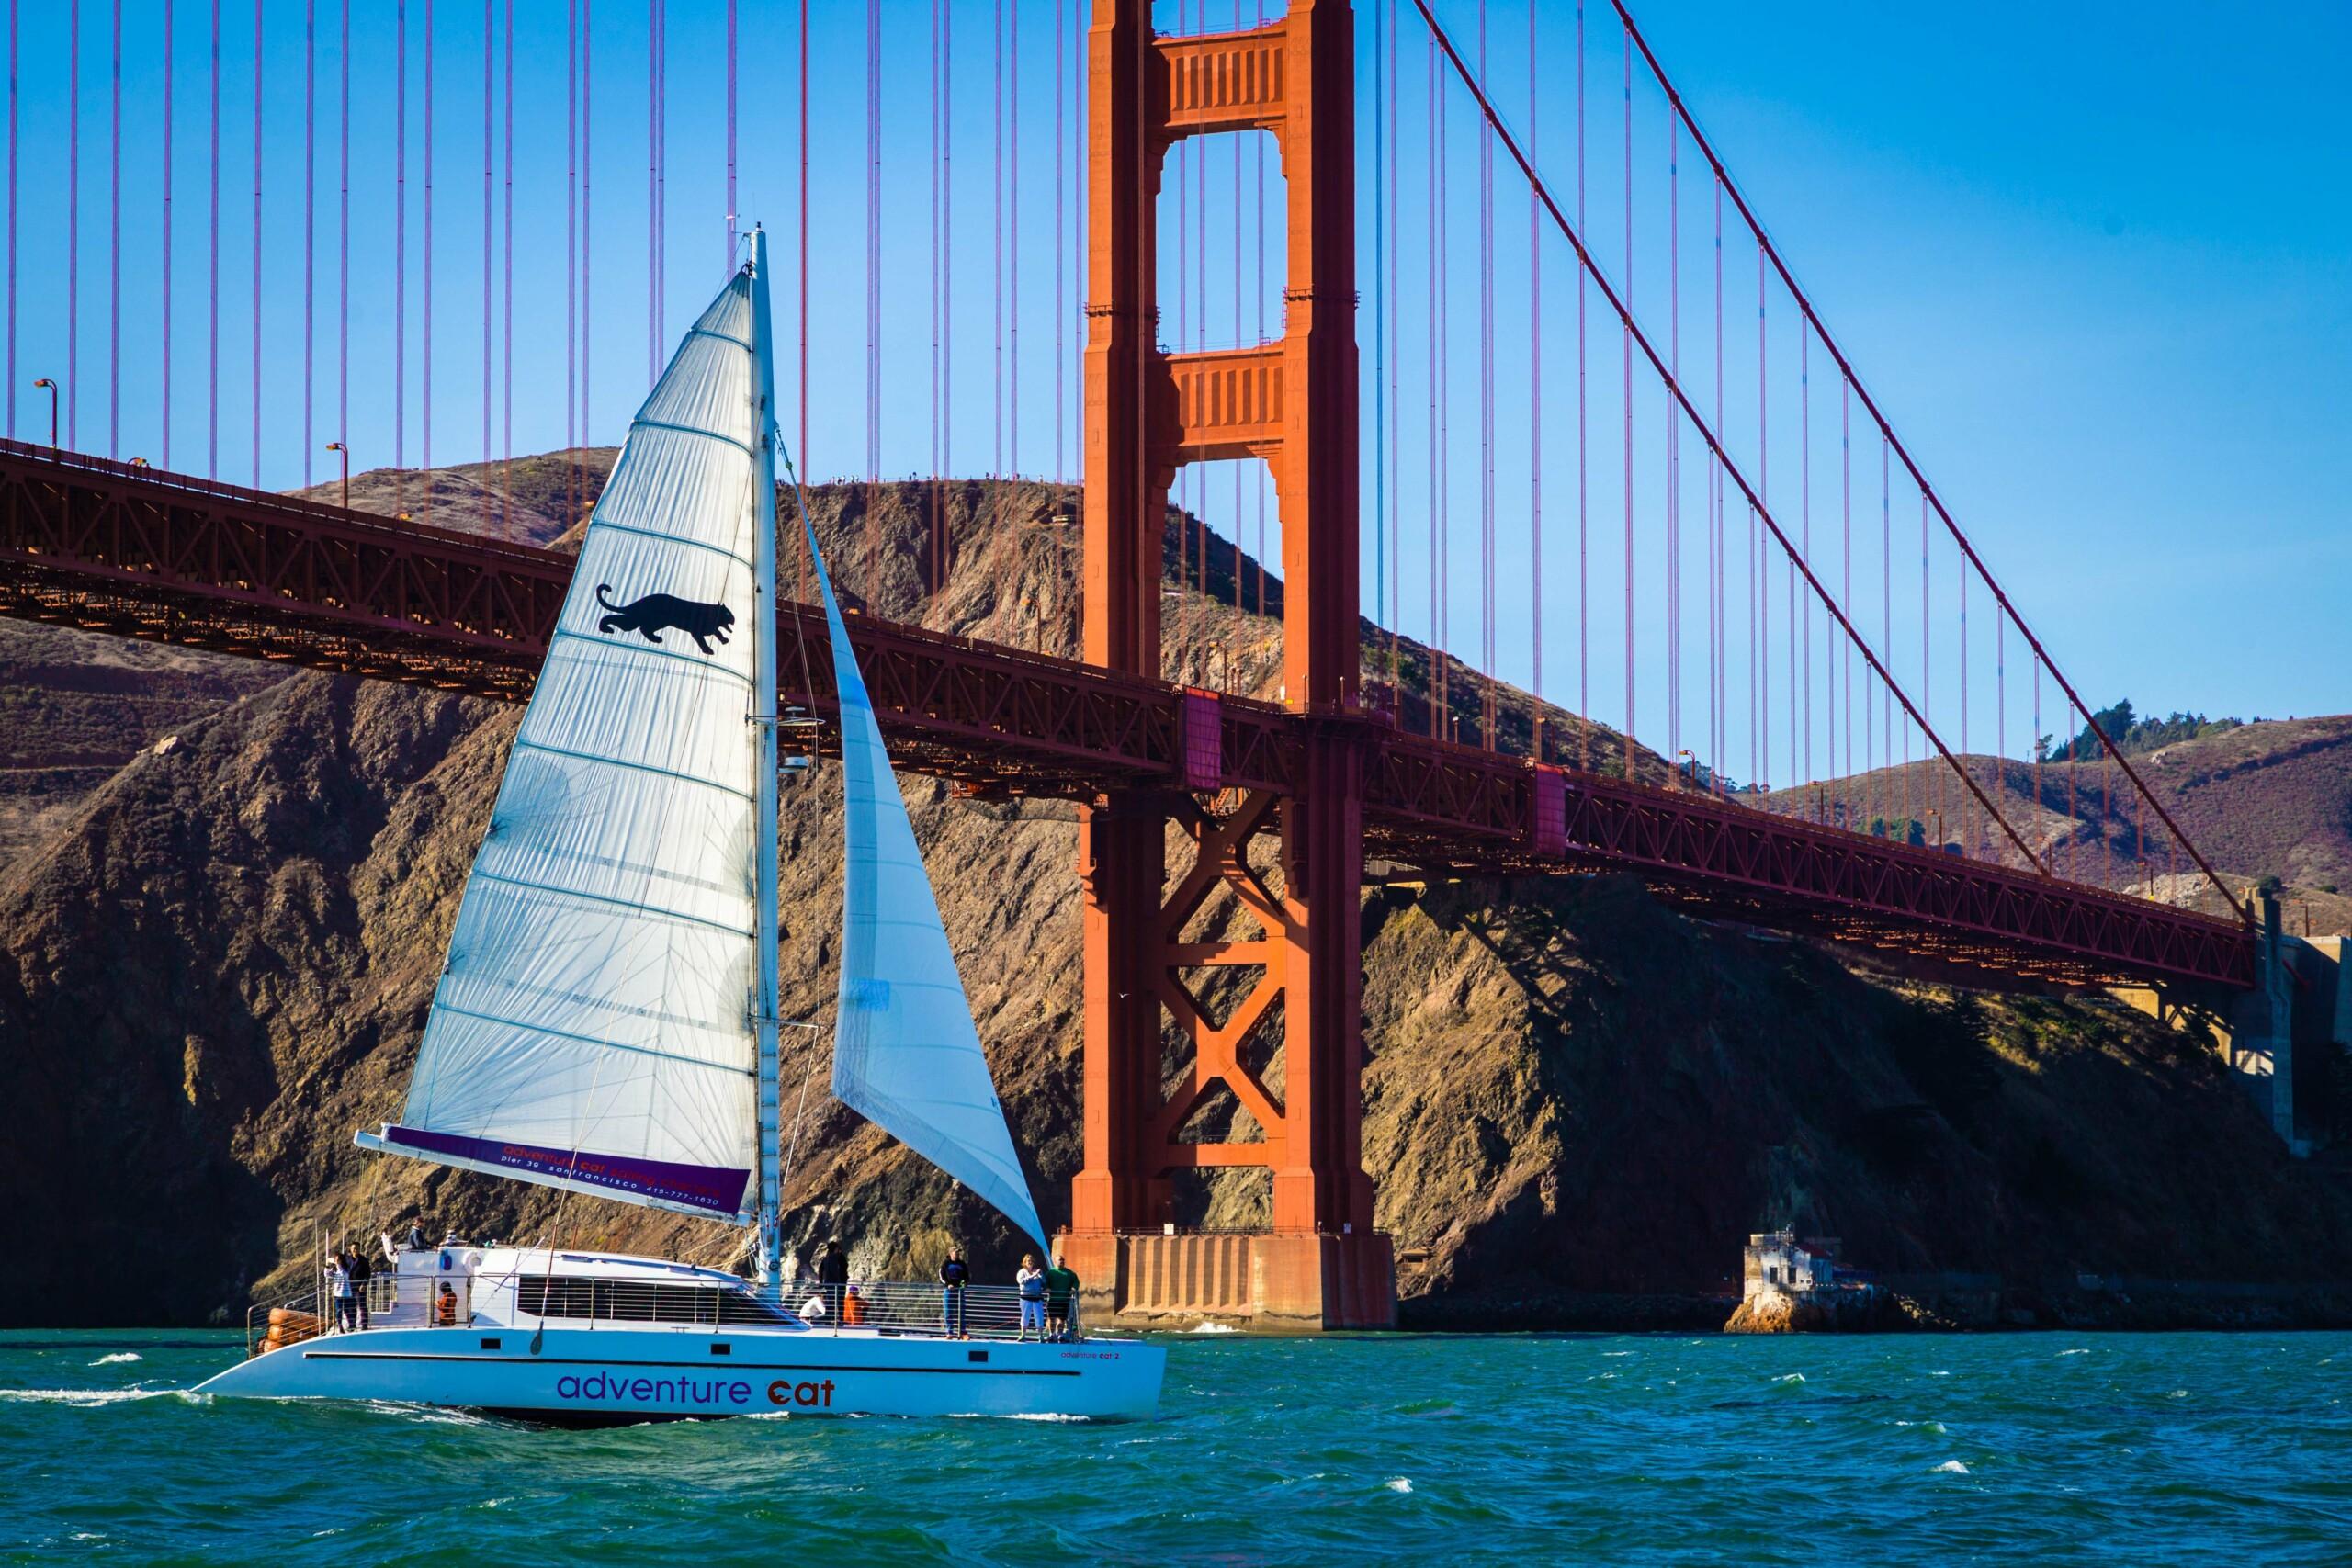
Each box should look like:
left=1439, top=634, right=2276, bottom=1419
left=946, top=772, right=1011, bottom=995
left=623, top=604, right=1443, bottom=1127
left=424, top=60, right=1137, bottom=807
left=0, top=439, right=2252, bottom=989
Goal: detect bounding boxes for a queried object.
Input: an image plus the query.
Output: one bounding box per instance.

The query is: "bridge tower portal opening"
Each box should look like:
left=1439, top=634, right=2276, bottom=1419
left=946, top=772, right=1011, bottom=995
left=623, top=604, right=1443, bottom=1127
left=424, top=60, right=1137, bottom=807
left=1066, top=0, right=1395, bottom=1330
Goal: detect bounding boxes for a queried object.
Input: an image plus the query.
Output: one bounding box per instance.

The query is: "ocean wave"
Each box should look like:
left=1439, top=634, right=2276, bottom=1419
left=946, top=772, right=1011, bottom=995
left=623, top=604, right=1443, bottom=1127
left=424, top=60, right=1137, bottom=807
left=0, top=1386, right=190, bottom=1406
left=1384, top=1477, right=1415, bottom=1494
left=87, top=1353, right=143, bottom=1367
left=1932, top=1460, right=1971, bottom=1475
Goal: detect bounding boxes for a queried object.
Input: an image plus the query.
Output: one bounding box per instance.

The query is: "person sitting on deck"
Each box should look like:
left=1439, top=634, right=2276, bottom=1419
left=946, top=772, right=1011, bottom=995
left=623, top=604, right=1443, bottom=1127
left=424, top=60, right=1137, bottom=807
left=939, top=1248, right=971, bottom=1338
left=1045, top=1258, right=1080, bottom=1341
left=1016, top=1254, right=1048, bottom=1340
left=435, top=1280, right=459, bottom=1327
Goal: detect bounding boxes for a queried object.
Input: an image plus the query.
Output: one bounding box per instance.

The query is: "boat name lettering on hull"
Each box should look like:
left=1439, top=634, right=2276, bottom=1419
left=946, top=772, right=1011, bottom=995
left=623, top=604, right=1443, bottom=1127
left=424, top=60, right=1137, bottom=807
left=554, top=1371, right=754, bottom=1407
left=768, top=1378, right=838, bottom=1409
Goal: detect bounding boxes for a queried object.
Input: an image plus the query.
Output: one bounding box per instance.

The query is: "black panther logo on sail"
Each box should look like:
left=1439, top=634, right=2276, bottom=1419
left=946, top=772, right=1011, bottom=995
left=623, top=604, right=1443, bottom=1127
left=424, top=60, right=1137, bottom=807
left=594, top=584, right=737, bottom=656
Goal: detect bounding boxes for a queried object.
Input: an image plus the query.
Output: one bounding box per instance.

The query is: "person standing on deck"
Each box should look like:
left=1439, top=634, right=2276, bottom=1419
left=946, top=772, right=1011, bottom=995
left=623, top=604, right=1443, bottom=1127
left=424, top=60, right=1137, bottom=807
left=817, top=1240, right=851, bottom=1321
left=345, top=1245, right=374, bottom=1331
left=326, top=1247, right=356, bottom=1334
left=939, top=1248, right=971, bottom=1338
left=1045, top=1257, right=1080, bottom=1341
left=1016, top=1254, right=1048, bottom=1340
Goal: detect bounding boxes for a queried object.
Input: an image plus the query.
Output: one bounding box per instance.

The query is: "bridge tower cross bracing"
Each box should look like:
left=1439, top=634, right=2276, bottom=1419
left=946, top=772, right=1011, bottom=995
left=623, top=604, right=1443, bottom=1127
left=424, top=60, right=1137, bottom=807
left=1068, top=0, right=1393, bottom=1330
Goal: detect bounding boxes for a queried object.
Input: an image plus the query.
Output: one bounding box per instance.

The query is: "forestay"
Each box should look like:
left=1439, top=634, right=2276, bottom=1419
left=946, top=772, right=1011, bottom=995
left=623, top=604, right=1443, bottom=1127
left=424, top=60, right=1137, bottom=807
left=795, top=493, right=1051, bottom=1254
left=365, top=273, right=765, bottom=1221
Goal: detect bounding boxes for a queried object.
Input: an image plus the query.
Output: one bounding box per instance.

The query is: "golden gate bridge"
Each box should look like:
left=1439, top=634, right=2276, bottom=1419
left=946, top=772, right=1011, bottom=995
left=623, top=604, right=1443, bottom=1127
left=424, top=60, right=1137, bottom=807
left=0, top=0, right=2262, bottom=1327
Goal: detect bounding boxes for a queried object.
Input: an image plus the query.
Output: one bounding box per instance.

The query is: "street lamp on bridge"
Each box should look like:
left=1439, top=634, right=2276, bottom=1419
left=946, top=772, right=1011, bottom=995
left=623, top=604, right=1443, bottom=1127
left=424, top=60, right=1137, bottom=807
left=29, top=378, right=56, bottom=449
left=324, top=442, right=349, bottom=508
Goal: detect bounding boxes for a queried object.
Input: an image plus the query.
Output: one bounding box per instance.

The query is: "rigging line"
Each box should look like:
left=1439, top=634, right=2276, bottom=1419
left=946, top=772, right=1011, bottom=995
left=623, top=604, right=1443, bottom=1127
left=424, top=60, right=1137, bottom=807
left=108, top=0, right=119, bottom=456
left=1611, top=0, right=2214, bottom=909
left=253, top=0, right=262, bottom=486
left=646, top=0, right=655, bottom=386
left=1412, top=0, right=2044, bottom=873
left=726, top=0, right=734, bottom=267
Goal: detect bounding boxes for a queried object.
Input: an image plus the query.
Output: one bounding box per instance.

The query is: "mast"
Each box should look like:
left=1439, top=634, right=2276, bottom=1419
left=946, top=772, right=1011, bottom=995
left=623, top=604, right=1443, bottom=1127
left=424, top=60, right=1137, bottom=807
left=747, top=224, right=786, bottom=1293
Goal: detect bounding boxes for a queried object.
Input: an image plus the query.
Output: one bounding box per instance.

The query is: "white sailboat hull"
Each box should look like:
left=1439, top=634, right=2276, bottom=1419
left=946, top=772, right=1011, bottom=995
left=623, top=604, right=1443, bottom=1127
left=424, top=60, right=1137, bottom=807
left=196, top=1324, right=1165, bottom=1423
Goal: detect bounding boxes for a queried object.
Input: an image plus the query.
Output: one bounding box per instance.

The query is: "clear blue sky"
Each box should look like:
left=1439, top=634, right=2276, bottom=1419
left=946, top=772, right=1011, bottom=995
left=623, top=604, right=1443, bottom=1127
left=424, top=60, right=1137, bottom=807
left=4, top=1, right=2344, bottom=747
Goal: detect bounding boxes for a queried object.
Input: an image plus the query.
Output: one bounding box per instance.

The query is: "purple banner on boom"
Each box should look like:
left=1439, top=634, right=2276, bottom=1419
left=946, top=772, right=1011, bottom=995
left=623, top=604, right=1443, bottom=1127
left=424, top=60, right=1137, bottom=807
left=381, top=1125, right=750, bottom=1215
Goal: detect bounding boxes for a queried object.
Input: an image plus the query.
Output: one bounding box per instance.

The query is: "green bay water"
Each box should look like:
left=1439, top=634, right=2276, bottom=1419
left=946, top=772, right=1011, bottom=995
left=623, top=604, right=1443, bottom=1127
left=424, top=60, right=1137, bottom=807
left=4, top=1329, right=2347, bottom=1564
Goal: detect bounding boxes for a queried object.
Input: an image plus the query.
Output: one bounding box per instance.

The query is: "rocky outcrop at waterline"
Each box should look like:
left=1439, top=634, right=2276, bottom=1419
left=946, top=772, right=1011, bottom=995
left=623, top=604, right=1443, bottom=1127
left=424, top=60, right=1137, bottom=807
left=3, top=457, right=2349, bottom=1329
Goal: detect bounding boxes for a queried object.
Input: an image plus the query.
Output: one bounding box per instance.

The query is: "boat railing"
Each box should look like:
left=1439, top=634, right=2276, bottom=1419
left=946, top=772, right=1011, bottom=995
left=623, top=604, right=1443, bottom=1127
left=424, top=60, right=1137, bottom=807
left=246, top=1270, right=444, bottom=1356
left=786, top=1280, right=1077, bottom=1342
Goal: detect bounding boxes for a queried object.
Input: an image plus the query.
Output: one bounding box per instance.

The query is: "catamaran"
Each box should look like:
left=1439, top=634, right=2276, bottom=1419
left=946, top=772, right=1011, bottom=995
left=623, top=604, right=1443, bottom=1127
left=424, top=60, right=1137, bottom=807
left=196, top=230, right=1164, bottom=1423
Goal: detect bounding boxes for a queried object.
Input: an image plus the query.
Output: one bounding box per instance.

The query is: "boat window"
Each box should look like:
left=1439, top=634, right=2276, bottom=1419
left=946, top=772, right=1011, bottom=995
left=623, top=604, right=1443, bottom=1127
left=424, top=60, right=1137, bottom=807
left=514, top=1274, right=799, bottom=1327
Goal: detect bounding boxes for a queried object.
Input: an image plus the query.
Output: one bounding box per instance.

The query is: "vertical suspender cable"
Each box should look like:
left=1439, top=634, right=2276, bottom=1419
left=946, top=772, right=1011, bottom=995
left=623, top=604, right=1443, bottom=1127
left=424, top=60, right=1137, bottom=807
left=929, top=0, right=942, bottom=595
left=1799, top=332, right=1808, bottom=793
left=1006, top=0, right=1018, bottom=478
left=108, top=0, right=119, bottom=455
left=210, top=0, right=221, bottom=477
left=159, top=0, right=169, bottom=463
left=1231, top=0, right=1243, bottom=618
left=867, top=0, right=880, bottom=599
left=1842, top=379, right=1851, bottom=784
left=1381, top=0, right=1395, bottom=665
left=6, top=0, right=16, bottom=442
left=564, top=0, right=575, bottom=513
left=67, top=0, right=78, bottom=449
left=303, top=0, right=313, bottom=482
left=1477, top=0, right=1493, bottom=747
left=1425, top=35, right=1439, bottom=739
left=991, top=0, right=1002, bottom=478
left=1754, top=246, right=1765, bottom=789
left=480, top=0, right=489, bottom=470
left=424, top=0, right=435, bottom=513
left=252, top=0, right=263, bottom=485
left=337, top=0, right=345, bottom=463
left=797, top=0, right=806, bottom=475
left=1526, top=0, right=1539, bottom=709
left=1712, top=178, right=1723, bottom=792
left=1574, top=0, right=1586, bottom=769
left=582, top=0, right=592, bottom=453
left=1056, top=0, right=1065, bottom=483
left=393, top=0, right=404, bottom=488
left=1436, top=37, right=1450, bottom=736
left=1666, top=107, right=1678, bottom=773
left=1619, top=28, right=1632, bottom=776
left=503, top=0, right=512, bottom=519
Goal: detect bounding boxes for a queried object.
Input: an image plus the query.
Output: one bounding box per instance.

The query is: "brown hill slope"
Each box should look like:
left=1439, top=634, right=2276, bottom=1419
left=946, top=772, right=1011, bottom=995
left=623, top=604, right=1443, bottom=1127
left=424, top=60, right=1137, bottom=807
left=1760, top=714, right=2352, bottom=935
left=2, top=456, right=2346, bottom=1327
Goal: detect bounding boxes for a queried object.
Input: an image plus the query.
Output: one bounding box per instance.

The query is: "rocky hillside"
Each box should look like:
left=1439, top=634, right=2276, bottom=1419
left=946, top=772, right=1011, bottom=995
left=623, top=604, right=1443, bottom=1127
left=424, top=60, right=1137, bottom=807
left=3, top=455, right=2347, bottom=1329
left=1760, top=716, right=2352, bottom=936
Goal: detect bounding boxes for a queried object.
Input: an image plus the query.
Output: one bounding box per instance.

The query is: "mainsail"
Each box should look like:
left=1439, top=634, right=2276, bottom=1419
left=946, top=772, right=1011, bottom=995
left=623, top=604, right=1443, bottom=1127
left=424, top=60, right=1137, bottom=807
left=790, top=483, right=1052, bottom=1254
left=361, top=270, right=767, bottom=1222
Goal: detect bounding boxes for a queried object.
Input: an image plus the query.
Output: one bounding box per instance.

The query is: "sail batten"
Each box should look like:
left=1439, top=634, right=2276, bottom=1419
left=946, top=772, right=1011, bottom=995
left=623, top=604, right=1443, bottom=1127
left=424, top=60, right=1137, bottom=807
left=375, top=270, right=766, bottom=1223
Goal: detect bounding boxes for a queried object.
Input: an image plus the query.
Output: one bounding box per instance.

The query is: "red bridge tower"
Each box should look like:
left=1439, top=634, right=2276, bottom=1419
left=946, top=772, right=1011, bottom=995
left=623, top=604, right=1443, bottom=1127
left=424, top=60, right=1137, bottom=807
left=1063, top=0, right=1394, bottom=1329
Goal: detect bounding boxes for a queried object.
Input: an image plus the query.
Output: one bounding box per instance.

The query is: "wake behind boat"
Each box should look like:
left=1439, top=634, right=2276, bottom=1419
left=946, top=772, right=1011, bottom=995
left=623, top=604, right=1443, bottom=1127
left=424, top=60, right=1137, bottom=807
left=197, top=228, right=1163, bottom=1423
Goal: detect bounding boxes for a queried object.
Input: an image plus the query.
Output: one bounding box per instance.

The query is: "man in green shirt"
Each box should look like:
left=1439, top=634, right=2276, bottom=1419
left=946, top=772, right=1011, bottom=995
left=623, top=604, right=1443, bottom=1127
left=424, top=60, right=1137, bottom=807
left=1044, top=1259, right=1081, bottom=1341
